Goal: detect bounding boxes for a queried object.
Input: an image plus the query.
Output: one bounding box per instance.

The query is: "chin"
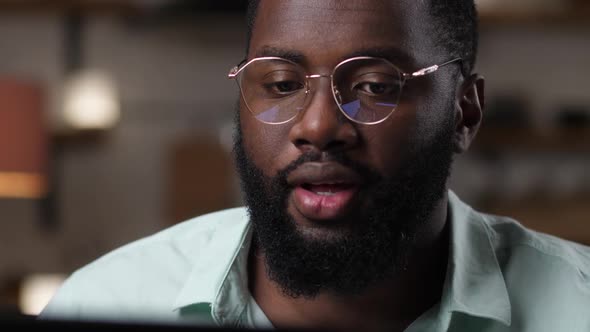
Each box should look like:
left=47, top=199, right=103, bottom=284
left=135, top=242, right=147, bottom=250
left=293, top=220, right=355, bottom=243
left=286, top=204, right=364, bottom=242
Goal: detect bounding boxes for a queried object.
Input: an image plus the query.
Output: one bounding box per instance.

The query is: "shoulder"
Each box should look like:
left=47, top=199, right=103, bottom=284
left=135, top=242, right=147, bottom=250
left=72, top=206, right=250, bottom=281
left=448, top=189, right=590, bottom=276
left=474, top=209, right=590, bottom=326
left=40, top=207, right=249, bottom=321
left=449, top=188, right=590, bottom=328
left=479, top=211, right=590, bottom=277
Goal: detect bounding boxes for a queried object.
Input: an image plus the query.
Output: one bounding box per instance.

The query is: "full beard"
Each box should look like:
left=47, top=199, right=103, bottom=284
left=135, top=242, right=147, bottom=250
left=233, top=107, right=455, bottom=299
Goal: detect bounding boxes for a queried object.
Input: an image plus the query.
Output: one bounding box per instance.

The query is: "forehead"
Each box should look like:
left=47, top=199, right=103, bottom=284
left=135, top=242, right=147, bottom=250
left=250, top=0, right=434, bottom=68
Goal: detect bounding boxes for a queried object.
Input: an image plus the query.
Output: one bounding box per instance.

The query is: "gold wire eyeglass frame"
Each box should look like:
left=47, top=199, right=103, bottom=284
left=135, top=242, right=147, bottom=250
left=228, top=56, right=462, bottom=125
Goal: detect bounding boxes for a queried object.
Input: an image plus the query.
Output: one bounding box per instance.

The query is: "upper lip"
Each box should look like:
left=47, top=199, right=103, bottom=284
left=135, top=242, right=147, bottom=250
left=286, top=162, right=363, bottom=187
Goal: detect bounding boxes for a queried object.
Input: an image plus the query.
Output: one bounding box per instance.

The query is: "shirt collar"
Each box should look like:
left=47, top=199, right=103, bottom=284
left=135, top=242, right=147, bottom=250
left=171, top=192, right=512, bottom=326
left=444, top=191, right=512, bottom=326
left=172, top=208, right=252, bottom=318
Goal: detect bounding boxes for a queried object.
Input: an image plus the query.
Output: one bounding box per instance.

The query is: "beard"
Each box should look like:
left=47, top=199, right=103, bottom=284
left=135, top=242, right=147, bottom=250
left=233, top=106, right=455, bottom=299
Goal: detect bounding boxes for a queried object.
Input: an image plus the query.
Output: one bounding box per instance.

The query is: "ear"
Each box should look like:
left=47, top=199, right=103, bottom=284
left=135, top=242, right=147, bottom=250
left=453, top=74, right=484, bottom=153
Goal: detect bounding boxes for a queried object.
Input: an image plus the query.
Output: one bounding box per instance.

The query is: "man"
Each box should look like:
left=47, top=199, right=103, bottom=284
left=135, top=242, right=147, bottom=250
left=42, top=1, right=590, bottom=331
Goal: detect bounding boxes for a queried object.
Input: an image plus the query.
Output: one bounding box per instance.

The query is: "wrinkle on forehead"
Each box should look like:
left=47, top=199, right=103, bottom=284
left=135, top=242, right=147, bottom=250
left=255, top=0, right=408, bottom=43
left=273, top=0, right=423, bottom=12
left=264, top=0, right=404, bottom=25
left=254, top=0, right=434, bottom=65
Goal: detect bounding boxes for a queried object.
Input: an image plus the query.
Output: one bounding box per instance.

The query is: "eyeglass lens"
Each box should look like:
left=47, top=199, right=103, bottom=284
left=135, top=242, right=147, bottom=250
left=237, top=58, right=403, bottom=124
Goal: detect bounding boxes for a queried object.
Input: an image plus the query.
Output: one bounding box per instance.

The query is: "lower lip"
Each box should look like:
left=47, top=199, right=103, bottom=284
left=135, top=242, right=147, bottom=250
left=291, top=186, right=359, bottom=220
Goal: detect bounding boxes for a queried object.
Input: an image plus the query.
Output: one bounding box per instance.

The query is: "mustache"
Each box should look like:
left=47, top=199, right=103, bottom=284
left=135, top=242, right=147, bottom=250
left=276, top=151, right=382, bottom=188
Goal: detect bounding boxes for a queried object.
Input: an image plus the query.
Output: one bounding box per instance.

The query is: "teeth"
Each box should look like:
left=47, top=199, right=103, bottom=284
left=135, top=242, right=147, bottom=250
left=315, top=191, right=334, bottom=196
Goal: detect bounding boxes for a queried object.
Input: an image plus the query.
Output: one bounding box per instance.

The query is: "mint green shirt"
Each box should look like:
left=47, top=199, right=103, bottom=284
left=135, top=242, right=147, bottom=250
left=41, top=191, right=590, bottom=331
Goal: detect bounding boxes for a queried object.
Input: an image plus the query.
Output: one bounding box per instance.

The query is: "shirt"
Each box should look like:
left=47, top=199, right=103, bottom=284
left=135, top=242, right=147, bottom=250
left=40, top=191, right=590, bottom=331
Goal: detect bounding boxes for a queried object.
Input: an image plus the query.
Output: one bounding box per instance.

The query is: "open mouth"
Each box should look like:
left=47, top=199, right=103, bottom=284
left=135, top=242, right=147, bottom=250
left=285, top=161, right=364, bottom=221
left=301, top=183, right=356, bottom=196
left=292, top=183, right=360, bottom=221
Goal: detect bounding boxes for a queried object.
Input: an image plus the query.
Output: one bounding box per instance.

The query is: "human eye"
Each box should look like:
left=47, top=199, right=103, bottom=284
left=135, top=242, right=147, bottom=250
left=354, top=82, right=395, bottom=96
left=261, top=70, right=305, bottom=96
left=350, top=72, right=400, bottom=97
left=265, top=80, right=304, bottom=94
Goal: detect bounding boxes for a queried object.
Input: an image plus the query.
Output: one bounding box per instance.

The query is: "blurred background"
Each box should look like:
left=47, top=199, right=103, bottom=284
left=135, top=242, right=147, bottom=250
left=0, top=0, right=589, bottom=317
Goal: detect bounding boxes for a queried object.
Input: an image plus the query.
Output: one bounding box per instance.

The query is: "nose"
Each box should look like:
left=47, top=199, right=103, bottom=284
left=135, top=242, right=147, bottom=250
left=288, top=78, right=359, bottom=154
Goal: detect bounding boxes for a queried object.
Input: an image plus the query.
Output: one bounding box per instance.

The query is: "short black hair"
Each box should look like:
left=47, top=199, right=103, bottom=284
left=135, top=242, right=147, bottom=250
left=245, top=0, right=478, bottom=76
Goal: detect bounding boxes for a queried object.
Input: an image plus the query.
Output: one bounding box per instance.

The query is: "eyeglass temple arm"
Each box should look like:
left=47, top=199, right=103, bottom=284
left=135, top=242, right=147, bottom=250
left=404, top=58, right=463, bottom=79
left=228, top=59, right=248, bottom=79
left=229, top=57, right=464, bottom=79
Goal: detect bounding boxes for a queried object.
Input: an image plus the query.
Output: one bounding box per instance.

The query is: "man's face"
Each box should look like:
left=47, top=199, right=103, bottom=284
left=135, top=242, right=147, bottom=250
left=235, top=0, right=459, bottom=298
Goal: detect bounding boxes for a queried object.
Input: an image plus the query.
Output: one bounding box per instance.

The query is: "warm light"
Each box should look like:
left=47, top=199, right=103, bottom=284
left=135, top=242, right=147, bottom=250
left=19, top=274, right=67, bottom=316
left=475, top=0, right=566, bottom=13
left=0, top=172, right=46, bottom=198
left=63, top=70, right=120, bottom=130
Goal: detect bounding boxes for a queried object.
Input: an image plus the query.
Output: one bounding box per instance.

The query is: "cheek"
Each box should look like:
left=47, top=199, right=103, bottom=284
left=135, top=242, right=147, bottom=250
left=400, top=77, right=456, bottom=145
left=360, top=110, right=419, bottom=176
left=414, top=91, right=456, bottom=144
left=240, top=106, right=294, bottom=176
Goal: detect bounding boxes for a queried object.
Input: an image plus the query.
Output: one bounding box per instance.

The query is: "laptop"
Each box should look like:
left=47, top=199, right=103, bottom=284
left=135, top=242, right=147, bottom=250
left=0, top=312, right=324, bottom=331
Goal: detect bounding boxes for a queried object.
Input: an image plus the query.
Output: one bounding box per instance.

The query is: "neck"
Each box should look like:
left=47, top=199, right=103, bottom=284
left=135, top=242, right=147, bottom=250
left=249, top=195, right=450, bottom=332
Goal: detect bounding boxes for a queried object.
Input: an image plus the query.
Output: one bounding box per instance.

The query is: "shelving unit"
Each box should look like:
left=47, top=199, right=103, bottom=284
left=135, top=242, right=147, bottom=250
left=466, top=125, right=590, bottom=245
left=472, top=127, right=590, bottom=153
left=478, top=1, right=590, bottom=27
left=479, top=194, right=590, bottom=246
left=465, top=0, right=590, bottom=244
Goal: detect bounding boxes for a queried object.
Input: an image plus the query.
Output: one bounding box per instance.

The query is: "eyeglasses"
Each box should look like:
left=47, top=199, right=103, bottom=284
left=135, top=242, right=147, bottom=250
left=228, top=56, right=462, bottom=125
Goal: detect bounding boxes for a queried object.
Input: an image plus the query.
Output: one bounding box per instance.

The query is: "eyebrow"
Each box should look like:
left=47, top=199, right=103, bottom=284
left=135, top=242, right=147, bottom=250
left=342, top=47, right=414, bottom=67
left=253, top=45, right=415, bottom=69
left=254, top=46, right=306, bottom=64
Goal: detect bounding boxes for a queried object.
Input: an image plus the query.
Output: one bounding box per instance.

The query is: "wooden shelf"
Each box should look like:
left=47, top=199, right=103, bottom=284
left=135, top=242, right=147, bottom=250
left=0, top=0, right=141, bottom=15
left=479, top=1, right=590, bottom=27
left=481, top=13, right=590, bottom=27
left=472, top=127, right=590, bottom=153
left=477, top=193, right=590, bottom=246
